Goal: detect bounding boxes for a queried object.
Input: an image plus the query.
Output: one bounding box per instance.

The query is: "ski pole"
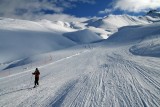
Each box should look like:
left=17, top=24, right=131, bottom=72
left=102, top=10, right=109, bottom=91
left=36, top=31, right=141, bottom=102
left=29, top=74, right=33, bottom=88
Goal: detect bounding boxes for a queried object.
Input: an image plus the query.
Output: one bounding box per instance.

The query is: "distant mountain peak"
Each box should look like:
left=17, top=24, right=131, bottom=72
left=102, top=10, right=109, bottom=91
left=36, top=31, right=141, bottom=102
left=146, top=10, right=160, bottom=18
left=147, top=10, right=158, bottom=14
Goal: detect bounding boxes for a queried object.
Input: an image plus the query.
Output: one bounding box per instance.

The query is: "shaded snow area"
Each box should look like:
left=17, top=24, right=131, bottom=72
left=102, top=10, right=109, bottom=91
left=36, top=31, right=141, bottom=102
left=0, top=18, right=76, bottom=64
left=0, top=18, right=104, bottom=65
left=0, top=16, right=160, bottom=107
left=63, top=29, right=102, bottom=44
left=130, top=38, right=160, bottom=57
left=107, top=22, right=160, bottom=43
left=106, top=22, right=160, bottom=57
left=0, top=30, right=76, bottom=63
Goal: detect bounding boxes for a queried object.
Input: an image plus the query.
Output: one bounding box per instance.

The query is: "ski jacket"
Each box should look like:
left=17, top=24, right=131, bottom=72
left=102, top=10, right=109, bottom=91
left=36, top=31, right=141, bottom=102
left=32, top=70, right=40, bottom=78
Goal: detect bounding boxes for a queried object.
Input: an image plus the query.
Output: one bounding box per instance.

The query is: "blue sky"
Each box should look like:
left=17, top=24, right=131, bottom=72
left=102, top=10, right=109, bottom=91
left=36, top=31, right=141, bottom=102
left=40, top=0, right=160, bottom=17
left=38, top=0, right=114, bottom=17
left=0, top=0, right=160, bottom=20
left=64, top=0, right=113, bottom=17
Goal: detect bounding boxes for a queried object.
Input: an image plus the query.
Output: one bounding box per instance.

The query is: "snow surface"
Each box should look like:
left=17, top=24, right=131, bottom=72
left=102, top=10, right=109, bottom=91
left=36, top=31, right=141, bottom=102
left=0, top=18, right=104, bottom=64
left=63, top=29, right=102, bottom=44
left=0, top=14, right=160, bottom=107
left=87, top=15, right=150, bottom=32
left=0, top=41, right=160, bottom=107
left=106, top=22, right=160, bottom=43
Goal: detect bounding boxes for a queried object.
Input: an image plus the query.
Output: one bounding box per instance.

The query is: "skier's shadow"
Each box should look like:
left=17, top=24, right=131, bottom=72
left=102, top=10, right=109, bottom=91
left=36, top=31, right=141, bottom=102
left=0, top=87, right=33, bottom=96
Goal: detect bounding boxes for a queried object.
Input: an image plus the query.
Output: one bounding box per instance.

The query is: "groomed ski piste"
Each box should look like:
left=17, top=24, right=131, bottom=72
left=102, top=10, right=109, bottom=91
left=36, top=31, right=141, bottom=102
left=0, top=15, right=160, bottom=107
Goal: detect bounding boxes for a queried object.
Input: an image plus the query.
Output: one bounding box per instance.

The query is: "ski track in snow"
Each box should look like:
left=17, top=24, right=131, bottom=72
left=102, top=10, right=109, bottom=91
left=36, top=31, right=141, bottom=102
left=0, top=45, right=160, bottom=107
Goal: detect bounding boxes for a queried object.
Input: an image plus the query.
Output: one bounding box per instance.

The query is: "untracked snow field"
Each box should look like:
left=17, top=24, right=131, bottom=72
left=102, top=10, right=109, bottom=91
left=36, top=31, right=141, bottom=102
left=0, top=44, right=160, bottom=107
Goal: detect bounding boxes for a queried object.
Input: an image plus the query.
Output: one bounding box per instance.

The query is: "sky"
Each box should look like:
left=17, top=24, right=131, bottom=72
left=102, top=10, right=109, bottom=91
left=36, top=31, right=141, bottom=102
left=0, top=0, right=160, bottom=21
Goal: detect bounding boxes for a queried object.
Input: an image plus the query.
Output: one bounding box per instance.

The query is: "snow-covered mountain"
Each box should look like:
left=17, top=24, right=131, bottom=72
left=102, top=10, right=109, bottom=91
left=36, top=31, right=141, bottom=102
left=147, top=10, right=160, bottom=18
left=0, top=13, right=160, bottom=66
left=86, top=15, right=150, bottom=31
left=0, top=13, right=160, bottom=107
left=86, top=14, right=160, bottom=38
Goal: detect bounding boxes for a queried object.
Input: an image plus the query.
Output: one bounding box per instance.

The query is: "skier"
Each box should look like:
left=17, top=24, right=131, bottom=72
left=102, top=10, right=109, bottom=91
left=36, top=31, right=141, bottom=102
left=32, top=68, right=40, bottom=88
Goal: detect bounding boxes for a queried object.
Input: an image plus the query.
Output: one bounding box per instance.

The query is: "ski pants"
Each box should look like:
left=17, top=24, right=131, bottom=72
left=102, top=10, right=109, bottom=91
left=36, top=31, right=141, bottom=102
left=34, top=77, right=39, bottom=86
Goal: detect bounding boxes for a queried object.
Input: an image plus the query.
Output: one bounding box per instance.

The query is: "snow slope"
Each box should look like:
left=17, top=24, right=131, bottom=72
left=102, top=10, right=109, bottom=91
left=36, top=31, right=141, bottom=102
left=1, top=14, right=159, bottom=64
left=0, top=43, right=160, bottom=107
left=0, top=18, right=78, bottom=64
left=0, top=29, right=77, bottom=63
left=107, top=23, right=160, bottom=43
left=87, top=15, right=150, bottom=32
left=0, top=18, right=74, bottom=32
left=0, top=18, right=103, bottom=65
left=130, top=38, right=160, bottom=57
left=63, top=29, right=102, bottom=44
left=0, top=20, right=160, bottom=107
left=106, top=22, right=160, bottom=57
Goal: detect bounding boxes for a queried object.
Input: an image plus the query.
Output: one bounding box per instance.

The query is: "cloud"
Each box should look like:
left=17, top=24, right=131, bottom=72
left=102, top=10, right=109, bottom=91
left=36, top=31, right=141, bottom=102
left=113, top=0, right=160, bottom=13
left=98, top=9, right=112, bottom=14
left=0, top=0, right=64, bottom=18
left=35, top=14, right=89, bottom=22
left=0, top=0, right=95, bottom=19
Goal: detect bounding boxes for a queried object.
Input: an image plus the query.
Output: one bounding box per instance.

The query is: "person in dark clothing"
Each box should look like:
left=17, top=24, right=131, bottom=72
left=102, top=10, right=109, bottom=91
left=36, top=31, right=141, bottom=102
left=32, top=68, right=40, bottom=88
